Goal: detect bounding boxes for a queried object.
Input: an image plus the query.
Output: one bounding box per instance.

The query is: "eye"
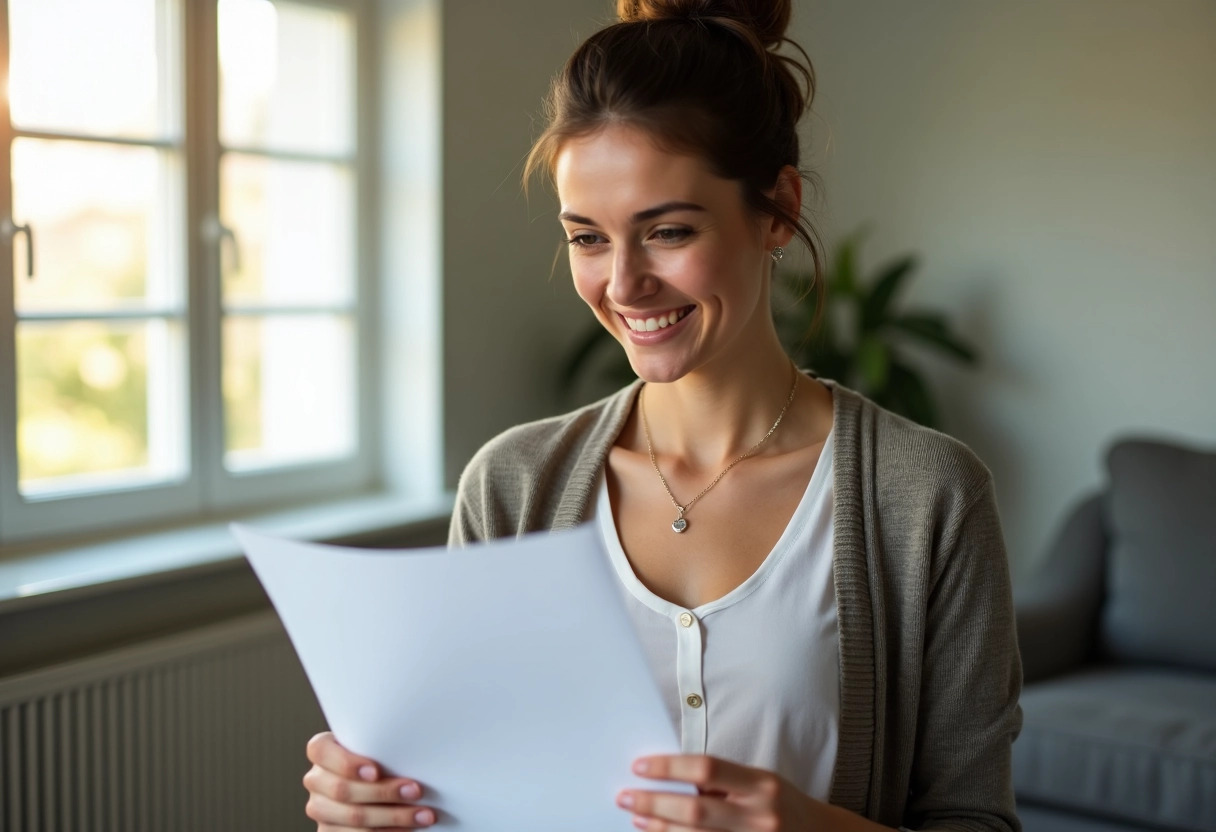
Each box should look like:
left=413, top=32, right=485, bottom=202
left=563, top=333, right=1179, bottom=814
left=564, top=233, right=604, bottom=249
left=652, top=227, right=693, bottom=243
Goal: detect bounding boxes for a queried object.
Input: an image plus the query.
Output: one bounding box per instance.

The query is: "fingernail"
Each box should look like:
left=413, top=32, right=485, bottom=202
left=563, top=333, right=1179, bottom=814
left=632, top=817, right=648, bottom=830
left=415, top=808, right=435, bottom=826
left=400, top=782, right=421, bottom=800
left=358, top=765, right=377, bottom=782
left=633, top=759, right=649, bottom=774
left=617, top=792, right=635, bottom=809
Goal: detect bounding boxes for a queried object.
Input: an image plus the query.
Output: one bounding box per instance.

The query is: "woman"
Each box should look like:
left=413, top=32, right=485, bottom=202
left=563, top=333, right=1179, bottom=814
left=303, top=1, right=1023, bottom=830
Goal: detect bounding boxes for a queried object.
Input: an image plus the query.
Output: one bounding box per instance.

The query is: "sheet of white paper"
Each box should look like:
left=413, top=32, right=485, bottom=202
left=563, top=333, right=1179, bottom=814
left=232, top=522, right=691, bottom=830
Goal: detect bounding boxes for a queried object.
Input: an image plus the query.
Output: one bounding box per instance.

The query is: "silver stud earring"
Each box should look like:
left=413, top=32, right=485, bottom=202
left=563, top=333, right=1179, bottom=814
left=770, top=246, right=785, bottom=265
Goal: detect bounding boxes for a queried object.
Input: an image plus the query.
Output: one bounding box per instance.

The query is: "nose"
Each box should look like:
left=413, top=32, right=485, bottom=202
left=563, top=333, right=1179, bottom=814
left=606, top=241, right=656, bottom=308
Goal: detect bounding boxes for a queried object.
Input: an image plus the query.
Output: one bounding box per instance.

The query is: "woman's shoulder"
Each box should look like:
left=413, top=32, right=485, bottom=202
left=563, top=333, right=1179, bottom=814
left=825, top=379, right=994, bottom=505
left=450, top=381, right=641, bottom=542
left=462, top=380, right=640, bottom=481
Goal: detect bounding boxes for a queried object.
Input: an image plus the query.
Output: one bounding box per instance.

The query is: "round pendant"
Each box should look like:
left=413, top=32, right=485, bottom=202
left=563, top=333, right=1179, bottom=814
left=672, top=517, right=688, bottom=534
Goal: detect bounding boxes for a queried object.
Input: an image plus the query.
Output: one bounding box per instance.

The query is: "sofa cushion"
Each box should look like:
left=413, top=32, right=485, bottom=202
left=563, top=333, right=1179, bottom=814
left=1013, top=667, right=1216, bottom=831
left=1101, top=439, right=1216, bottom=671
left=1017, top=803, right=1152, bottom=832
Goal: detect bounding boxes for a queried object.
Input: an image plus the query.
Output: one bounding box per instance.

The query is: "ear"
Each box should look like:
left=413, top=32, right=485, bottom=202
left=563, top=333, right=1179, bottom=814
left=765, top=165, right=803, bottom=247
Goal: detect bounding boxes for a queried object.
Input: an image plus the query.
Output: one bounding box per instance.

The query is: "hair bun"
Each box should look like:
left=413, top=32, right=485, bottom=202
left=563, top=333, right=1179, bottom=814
left=616, top=0, right=791, bottom=49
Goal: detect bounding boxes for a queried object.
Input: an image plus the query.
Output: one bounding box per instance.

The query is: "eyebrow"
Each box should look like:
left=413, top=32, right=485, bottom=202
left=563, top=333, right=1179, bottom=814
left=558, top=201, right=707, bottom=226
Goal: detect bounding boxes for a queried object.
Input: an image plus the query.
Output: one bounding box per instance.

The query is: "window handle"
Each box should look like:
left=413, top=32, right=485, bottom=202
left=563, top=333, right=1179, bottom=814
left=2, top=218, right=35, bottom=279
left=203, top=215, right=243, bottom=273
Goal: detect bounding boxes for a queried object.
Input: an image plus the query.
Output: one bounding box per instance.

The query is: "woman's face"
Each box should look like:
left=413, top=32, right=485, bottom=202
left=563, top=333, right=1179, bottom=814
left=555, top=124, right=783, bottom=384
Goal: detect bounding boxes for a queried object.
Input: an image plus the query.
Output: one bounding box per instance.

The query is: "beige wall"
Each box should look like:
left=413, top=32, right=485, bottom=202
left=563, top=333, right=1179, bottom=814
left=795, top=0, right=1216, bottom=570
left=438, top=0, right=1216, bottom=571
left=441, top=0, right=609, bottom=486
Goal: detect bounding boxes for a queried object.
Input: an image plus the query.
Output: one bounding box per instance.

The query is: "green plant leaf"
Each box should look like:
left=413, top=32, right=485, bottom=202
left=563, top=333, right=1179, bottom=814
left=831, top=237, right=858, bottom=297
left=856, top=336, right=889, bottom=391
left=861, top=255, right=917, bottom=331
left=888, top=313, right=979, bottom=363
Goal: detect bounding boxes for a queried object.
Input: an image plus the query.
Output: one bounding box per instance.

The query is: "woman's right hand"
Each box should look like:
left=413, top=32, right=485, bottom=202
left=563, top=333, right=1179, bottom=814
left=304, top=732, right=437, bottom=830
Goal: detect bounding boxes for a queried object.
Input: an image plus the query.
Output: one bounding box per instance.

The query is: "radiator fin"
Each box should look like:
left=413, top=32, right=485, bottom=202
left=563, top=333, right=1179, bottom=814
left=0, top=613, right=323, bottom=832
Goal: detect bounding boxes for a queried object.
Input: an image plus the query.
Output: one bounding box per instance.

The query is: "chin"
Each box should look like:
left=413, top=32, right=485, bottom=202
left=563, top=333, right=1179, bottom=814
left=625, top=355, right=693, bottom=386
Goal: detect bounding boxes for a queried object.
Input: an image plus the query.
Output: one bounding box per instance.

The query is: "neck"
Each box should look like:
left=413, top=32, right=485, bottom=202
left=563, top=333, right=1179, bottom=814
left=640, top=333, right=801, bottom=471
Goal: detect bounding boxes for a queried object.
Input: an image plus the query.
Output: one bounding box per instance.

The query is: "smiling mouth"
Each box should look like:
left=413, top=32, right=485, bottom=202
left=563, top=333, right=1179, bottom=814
left=621, top=306, right=694, bottom=332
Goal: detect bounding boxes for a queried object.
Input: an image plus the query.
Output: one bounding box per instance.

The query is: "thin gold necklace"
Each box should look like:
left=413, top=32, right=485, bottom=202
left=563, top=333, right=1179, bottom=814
left=640, top=363, right=799, bottom=534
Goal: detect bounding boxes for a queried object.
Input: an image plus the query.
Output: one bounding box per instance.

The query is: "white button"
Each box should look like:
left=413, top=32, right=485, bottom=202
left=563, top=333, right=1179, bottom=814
left=678, top=612, right=694, bottom=628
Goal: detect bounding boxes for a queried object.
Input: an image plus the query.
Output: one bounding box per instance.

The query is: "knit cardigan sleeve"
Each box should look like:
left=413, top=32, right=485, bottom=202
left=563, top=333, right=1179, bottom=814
left=447, top=383, right=640, bottom=547
left=447, top=450, right=490, bottom=547
left=830, top=384, right=1021, bottom=831
left=904, top=474, right=1023, bottom=832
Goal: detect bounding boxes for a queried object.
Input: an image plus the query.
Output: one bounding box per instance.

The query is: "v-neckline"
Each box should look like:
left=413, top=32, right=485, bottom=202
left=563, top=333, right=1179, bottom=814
left=595, top=431, right=834, bottom=617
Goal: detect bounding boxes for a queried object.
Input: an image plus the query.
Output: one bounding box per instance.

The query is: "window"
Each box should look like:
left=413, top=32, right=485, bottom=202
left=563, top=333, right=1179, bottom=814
left=0, top=0, right=375, bottom=545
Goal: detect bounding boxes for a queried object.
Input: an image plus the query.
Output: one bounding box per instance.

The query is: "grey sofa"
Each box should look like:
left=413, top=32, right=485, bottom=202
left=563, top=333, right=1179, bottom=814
left=1013, top=439, right=1216, bottom=832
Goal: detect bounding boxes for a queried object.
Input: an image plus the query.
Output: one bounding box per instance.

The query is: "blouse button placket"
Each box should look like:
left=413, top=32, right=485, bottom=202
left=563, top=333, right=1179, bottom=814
left=673, top=608, right=707, bottom=753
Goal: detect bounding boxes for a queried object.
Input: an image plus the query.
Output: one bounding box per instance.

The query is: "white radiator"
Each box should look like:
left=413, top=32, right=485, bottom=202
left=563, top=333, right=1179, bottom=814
left=0, top=612, right=324, bottom=832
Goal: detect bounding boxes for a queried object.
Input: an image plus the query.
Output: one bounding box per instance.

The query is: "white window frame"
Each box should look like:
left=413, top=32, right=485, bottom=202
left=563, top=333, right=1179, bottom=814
left=0, top=0, right=379, bottom=546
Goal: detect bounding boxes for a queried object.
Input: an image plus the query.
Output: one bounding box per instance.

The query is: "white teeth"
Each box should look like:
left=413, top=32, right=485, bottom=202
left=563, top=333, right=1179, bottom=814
left=624, top=307, right=690, bottom=332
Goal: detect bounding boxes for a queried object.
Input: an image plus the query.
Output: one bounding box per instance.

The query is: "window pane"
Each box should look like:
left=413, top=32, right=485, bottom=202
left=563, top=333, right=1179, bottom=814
left=219, top=0, right=354, bottom=155
left=224, top=314, right=355, bottom=470
left=12, top=139, right=182, bottom=312
left=7, top=0, right=176, bottom=139
left=16, top=320, right=187, bottom=495
left=220, top=154, right=354, bottom=306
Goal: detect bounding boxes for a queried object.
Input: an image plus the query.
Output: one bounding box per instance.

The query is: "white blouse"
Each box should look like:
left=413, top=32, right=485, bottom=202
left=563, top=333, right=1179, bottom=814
left=593, top=431, right=839, bottom=801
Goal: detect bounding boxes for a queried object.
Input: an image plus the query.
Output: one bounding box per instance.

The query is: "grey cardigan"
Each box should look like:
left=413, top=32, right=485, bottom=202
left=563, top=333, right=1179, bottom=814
left=449, top=378, right=1023, bottom=832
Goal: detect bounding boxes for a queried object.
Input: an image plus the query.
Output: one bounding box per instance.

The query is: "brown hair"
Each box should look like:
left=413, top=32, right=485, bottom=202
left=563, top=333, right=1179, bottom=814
left=524, top=0, right=824, bottom=301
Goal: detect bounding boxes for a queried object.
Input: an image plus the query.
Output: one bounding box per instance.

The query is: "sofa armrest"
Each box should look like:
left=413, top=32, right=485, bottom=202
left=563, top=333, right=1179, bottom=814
left=1015, top=493, right=1106, bottom=683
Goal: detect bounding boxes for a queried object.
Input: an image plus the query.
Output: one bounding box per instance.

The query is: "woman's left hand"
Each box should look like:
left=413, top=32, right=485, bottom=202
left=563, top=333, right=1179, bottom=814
left=617, top=754, right=819, bottom=831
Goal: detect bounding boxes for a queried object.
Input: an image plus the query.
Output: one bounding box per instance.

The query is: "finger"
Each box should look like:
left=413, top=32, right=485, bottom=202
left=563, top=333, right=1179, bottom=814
left=634, top=755, right=773, bottom=797
left=618, top=789, right=749, bottom=831
left=628, top=817, right=701, bottom=832
left=303, top=765, right=424, bottom=805
left=318, top=828, right=419, bottom=832
left=306, top=793, right=437, bottom=828
left=307, top=732, right=384, bottom=782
